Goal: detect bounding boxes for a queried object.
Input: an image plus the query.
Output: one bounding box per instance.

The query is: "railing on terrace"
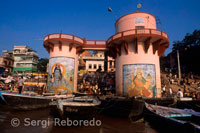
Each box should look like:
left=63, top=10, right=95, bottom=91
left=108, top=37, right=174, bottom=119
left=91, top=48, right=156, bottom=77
left=107, top=28, right=169, bottom=44
left=44, top=33, right=84, bottom=44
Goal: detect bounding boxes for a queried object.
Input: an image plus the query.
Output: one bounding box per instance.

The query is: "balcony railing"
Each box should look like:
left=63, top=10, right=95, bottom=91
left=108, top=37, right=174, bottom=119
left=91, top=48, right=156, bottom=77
left=107, top=28, right=169, bottom=44
left=44, top=33, right=84, bottom=44
left=14, top=52, right=38, bottom=56
left=83, top=56, right=105, bottom=60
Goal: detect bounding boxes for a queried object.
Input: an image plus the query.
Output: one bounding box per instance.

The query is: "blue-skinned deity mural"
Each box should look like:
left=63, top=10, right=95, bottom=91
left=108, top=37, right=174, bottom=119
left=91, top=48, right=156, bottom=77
left=48, top=57, right=74, bottom=94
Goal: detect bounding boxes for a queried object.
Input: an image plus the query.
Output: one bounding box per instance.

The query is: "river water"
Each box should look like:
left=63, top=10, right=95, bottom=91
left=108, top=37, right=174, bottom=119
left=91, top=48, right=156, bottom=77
left=0, top=106, right=158, bottom=133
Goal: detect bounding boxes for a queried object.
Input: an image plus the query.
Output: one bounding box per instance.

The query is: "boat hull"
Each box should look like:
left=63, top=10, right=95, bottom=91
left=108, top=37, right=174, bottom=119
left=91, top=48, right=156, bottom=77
left=99, top=96, right=134, bottom=117
left=0, top=92, right=53, bottom=110
left=51, top=96, right=101, bottom=121
left=64, top=105, right=98, bottom=120
left=144, top=104, right=200, bottom=133
left=177, top=99, right=200, bottom=112
left=99, top=96, right=145, bottom=121
left=143, top=97, right=200, bottom=112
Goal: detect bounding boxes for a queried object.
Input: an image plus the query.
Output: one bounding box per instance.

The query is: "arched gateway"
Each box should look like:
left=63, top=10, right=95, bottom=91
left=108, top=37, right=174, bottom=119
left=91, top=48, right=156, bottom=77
left=43, top=11, right=169, bottom=97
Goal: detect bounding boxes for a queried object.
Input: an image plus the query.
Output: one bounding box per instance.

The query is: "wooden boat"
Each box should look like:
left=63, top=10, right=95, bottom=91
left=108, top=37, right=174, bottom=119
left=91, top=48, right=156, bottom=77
left=144, top=103, right=200, bottom=133
left=176, top=98, right=200, bottom=112
left=129, top=99, right=145, bottom=122
left=98, top=95, right=134, bottom=117
left=98, top=95, right=146, bottom=121
left=142, top=97, right=200, bottom=112
left=0, top=91, right=70, bottom=110
left=51, top=95, right=101, bottom=120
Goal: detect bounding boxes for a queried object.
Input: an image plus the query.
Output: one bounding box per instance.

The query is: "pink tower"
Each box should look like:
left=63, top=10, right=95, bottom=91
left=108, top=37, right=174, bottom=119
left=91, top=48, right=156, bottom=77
left=43, top=34, right=85, bottom=94
left=107, top=12, right=169, bottom=98
left=43, top=34, right=106, bottom=94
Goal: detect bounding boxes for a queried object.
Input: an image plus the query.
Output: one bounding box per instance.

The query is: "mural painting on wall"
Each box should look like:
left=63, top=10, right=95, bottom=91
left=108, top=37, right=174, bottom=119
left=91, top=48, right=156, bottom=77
left=123, top=64, right=156, bottom=98
left=48, top=57, right=74, bottom=94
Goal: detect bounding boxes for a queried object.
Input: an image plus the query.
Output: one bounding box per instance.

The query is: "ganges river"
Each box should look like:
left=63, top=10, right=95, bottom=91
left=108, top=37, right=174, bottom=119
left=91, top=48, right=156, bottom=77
left=0, top=106, right=158, bottom=133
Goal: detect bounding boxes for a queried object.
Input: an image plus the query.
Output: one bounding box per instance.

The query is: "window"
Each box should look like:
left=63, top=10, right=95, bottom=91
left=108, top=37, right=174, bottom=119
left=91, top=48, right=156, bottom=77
left=89, top=64, right=92, bottom=69
left=94, top=64, right=97, bottom=69
left=98, top=64, right=102, bottom=69
left=4, top=61, right=7, bottom=65
left=109, top=61, right=112, bottom=68
left=135, top=26, right=145, bottom=29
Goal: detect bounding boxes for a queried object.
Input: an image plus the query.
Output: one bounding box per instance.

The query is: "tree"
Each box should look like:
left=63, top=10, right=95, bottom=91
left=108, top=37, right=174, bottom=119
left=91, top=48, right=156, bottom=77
left=160, top=55, right=169, bottom=72
left=167, top=29, right=200, bottom=75
left=37, top=58, right=49, bottom=73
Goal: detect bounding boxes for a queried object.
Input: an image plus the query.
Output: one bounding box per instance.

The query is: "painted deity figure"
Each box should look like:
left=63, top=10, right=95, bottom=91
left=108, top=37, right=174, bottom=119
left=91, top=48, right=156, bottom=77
left=50, top=63, right=71, bottom=94
left=53, top=64, right=63, bottom=88
left=129, top=69, right=153, bottom=97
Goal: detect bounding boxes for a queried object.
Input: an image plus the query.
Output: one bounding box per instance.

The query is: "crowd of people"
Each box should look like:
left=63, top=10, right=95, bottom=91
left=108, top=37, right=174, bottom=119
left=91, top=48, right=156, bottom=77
left=161, top=72, right=200, bottom=99
left=1, top=70, right=200, bottom=99
left=0, top=74, right=47, bottom=95
left=77, top=71, right=115, bottom=95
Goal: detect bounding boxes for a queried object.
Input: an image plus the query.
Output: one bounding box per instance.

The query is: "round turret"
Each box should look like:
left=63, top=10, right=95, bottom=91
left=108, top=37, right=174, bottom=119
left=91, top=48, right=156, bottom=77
left=107, top=12, right=169, bottom=98
left=43, top=33, right=84, bottom=94
left=115, top=12, right=157, bottom=33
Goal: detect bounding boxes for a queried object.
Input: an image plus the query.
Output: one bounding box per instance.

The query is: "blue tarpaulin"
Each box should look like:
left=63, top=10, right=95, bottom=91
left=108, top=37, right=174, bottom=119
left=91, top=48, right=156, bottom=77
left=0, top=91, right=5, bottom=102
left=0, top=68, right=4, bottom=74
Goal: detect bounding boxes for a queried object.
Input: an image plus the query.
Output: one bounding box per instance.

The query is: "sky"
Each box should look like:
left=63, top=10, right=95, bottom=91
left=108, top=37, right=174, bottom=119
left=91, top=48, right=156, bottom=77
left=0, top=0, right=200, bottom=58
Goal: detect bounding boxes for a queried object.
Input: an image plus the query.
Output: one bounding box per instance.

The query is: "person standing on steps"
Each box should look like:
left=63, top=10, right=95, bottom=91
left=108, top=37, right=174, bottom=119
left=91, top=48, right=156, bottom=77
left=18, top=76, right=24, bottom=94
left=177, top=89, right=183, bottom=98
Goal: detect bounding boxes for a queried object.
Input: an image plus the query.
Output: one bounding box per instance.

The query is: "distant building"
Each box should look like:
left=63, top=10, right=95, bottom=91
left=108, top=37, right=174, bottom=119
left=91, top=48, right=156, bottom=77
left=78, top=50, right=115, bottom=73
left=107, top=56, right=115, bottom=72
left=83, top=51, right=105, bottom=72
left=13, top=46, right=38, bottom=74
left=0, top=50, right=14, bottom=74
left=78, top=51, right=92, bottom=71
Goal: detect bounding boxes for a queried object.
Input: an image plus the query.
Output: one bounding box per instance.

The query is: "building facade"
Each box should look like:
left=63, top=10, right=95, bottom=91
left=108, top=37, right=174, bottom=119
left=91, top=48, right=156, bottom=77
left=78, top=51, right=91, bottom=72
left=79, top=50, right=115, bottom=73
left=83, top=51, right=105, bottom=72
left=0, top=50, right=14, bottom=74
left=107, top=56, right=115, bottom=72
left=13, top=46, right=38, bottom=74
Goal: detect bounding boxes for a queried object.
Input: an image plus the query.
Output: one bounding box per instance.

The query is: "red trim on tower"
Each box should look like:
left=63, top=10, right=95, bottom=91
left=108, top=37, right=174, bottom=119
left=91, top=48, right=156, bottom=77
left=69, top=43, right=73, bottom=52
left=58, top=41, right=62, bottom=51
left=144, top=37, right=151, bottom=53
left=115, top=44, right=121, bottom=56
left=133, top=38, right=138, bottom=53
left=48, top=42, right=54, bottom=52
left=122, top=41, right=128, bottom=54
left=153, top=39, right=162, bottom=54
